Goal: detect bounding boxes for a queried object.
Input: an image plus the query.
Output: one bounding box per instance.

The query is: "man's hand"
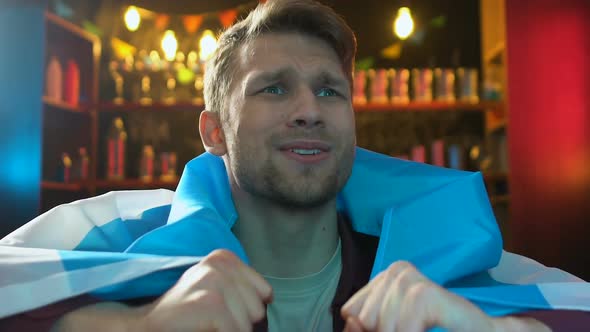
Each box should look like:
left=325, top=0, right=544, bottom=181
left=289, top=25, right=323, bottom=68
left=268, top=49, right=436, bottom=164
left=137, top=249, right=273, bottom=332
left=341, top=261, right=551, bottom=332
left=53, top=249, right=272, bottom=332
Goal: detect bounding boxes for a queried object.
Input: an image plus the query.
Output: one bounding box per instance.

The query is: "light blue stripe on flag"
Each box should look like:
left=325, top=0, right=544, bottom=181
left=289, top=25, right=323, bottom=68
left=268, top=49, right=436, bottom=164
left=73, top=205, right=171, bottom=252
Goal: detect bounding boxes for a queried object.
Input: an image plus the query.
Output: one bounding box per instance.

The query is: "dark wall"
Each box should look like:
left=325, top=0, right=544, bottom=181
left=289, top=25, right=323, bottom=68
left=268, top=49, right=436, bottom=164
left=507, top=0, right=590, bottom=279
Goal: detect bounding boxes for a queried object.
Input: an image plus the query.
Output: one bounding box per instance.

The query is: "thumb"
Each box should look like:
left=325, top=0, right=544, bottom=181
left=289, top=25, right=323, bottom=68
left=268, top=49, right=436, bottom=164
left=344, top=316, right=364, bottom=332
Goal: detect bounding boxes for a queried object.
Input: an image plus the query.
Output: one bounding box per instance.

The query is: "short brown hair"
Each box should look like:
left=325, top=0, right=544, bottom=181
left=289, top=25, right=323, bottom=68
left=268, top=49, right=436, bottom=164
left=204, top=0, right=356, bottom=119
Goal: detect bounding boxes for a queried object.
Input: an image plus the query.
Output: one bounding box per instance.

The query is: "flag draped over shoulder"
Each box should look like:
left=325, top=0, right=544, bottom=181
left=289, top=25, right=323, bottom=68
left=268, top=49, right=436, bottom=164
left=1, top=148, right=588, bottom=323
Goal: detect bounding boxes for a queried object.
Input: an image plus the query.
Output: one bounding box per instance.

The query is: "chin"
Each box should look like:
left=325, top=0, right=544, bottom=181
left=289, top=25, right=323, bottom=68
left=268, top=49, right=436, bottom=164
left=271, top=176, right=342, bottom=209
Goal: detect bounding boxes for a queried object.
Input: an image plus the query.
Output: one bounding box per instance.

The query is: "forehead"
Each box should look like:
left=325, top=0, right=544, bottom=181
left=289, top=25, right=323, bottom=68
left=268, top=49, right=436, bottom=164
left=235, top=32, right=344, bottom=77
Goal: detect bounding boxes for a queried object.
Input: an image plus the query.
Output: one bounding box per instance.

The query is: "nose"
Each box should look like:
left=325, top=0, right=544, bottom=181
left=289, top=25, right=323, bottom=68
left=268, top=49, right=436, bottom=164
left=287, top=88, right=324, bottom=129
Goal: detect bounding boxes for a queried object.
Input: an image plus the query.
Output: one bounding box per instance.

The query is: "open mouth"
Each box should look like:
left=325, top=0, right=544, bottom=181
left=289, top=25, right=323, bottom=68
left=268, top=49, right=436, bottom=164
left=290, top=148, right=322, bottom=155
left=279, top=141, right=331, bottom=164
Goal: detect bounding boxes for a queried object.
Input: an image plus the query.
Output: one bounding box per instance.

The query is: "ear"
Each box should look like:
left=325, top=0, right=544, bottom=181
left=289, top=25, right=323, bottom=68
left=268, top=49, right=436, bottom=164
left=199, top=111, right=227, bottom=156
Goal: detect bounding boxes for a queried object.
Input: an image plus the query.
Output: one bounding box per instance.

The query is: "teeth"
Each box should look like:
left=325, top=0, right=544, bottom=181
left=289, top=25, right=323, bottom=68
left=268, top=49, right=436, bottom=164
left=291, top=148, right=321, bottom=155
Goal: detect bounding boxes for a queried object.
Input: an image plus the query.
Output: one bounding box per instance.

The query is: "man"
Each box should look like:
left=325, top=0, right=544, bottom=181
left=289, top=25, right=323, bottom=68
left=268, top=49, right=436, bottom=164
left=1, top=0, right=588, bottom=331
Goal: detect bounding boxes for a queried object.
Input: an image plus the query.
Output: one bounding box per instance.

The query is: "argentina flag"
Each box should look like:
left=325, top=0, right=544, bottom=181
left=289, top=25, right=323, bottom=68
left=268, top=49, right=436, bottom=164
left=1, top=148, right=589, bottom=325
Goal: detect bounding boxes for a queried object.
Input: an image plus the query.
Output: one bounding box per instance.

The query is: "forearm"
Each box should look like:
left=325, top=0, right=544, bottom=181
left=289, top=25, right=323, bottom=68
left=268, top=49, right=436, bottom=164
left=50, top=302, right=145, bottom=332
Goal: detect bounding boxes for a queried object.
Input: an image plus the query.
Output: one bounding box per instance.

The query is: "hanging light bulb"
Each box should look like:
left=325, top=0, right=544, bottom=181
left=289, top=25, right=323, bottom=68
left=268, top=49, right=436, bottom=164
left=199, top=30, right=218, bottom=62
left=394, top=7, right=414, bottom=40
left=161, top=30, right=178, bottom=62
left=124, top=6, right=141, bottom=32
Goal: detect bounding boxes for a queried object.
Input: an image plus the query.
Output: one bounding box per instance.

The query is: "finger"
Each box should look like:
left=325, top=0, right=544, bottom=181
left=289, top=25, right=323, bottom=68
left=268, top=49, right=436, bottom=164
left=233, top=277, right=268, bottom=323
left=356, top=272, right=391, bottom=331
left=211, top=309, right=243, bottom=332
left=341, top=270, right=388, bottom=318
left=206, top=250, right=273, bottom=303
left=191, top=291, right=241, bottom=332
left=221, top=287, right=253, bottom=332
left=236, top=262, right=274, bottom=303
left=396, top=282, right=492, bottom=332
left=344, top=316, right=365, bottom=332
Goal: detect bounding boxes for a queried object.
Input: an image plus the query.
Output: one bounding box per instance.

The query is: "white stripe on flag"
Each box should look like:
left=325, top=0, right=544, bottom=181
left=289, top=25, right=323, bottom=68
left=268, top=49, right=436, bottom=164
left=489, top=251, right=584, bottom=284
left=538, top=282, right=590, bottom=311
left=0, top=250, right=201, bottom=319
left=0, top=246, right=64, bottom=286
left=0, top=189, right=174, bottom=250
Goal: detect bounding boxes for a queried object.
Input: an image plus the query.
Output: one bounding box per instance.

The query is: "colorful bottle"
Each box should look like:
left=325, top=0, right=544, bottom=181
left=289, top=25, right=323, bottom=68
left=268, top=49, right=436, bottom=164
left=73, top=147, right=89, bottom=181
left=140, top=145, right=155, bottom=182
left=107, top=117, right=127, bottom=180
left=64, top=59, right=80, bottom=106
left=59, top=153, right=72, bottom=183
left=46, top=56, right=63, bottom=101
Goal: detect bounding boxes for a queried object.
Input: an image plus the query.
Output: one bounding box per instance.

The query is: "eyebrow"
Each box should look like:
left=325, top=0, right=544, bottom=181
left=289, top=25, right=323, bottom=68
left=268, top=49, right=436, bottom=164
left=246, top=68, right=292, bottom=87
left=246, top=68, right=349, bottom=90
left=315, top=71, right=350, bottom=91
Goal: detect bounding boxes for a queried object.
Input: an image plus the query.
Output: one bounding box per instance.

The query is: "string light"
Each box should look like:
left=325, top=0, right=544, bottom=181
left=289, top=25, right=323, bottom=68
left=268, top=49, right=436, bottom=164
left=161, top=30, right=178, bottom=62
left=124, top=6, right=141, bottom=32
left=394, top=7, right=414, bottom=40
left=199, top=30, right=218, bottom=62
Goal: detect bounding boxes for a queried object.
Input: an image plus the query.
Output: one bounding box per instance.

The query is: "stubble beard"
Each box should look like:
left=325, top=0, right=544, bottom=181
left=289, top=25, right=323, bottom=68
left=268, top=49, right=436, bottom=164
left=230, top=140, right=355, bottom=210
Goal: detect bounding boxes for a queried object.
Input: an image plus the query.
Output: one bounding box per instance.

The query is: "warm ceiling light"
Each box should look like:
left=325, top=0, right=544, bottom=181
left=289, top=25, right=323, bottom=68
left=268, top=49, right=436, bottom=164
left=161, top=30, right=178, bottom=62
left=394, top=7, right=414, bottom=40
left=199, top=30, right=218, bottom=62
left=124, top=6, right=141, bottom=32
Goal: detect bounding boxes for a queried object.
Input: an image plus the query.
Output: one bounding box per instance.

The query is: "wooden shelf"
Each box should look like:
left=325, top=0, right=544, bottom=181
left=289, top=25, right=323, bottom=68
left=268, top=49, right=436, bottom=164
left=43, top=96, right=89, bottom=113
left=45, top=12, right=99, bottom=44
left=95, top=179, right=179, bottom=190
left=353, top=101, right=504, bottom=112
left=99, top=102, right=204, bottom=113
left=42, top=181, right=86, bottom=191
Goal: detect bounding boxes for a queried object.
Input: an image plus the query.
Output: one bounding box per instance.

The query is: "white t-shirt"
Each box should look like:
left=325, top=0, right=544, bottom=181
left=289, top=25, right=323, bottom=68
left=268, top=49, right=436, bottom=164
left=264, top=240, right=342, bottom=332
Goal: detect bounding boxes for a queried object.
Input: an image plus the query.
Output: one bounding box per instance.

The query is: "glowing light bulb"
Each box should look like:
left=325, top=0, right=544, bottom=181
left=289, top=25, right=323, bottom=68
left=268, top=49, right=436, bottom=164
left=124, top=6, right=140, bottom=32
left=199, top=30, right=218, bottom=62
left=161, top=30, right=178, bottom=62
left=394, top=7, right=414, bottom=40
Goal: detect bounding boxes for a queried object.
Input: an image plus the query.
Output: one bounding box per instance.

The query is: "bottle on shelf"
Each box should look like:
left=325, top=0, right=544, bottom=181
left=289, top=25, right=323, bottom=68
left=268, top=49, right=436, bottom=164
left=106, top=117, right=127, bottom=180
left=140, top=145, right=155, bottom=182
left=109, top=60, right=125, bottom=105
left=73, top=147, right=89, bottom=181
left=434, top=68, right=455, bottom=103
left=369, top=69, right=389, bottom=104
left=159, top=151, right=178, bottom=182
left=388, top=68, right=410, bottom=104
left=412, top=68, right=433, bottom=103
left=457, top=68, right=480, bottom=103
left=45, top=56, right=63, bottom=101
left=135, top=50, right=152, bottom=105
left=57, top=152, right=72, bottom=183
left=64, top=59, right=80, bottom=106
left=353, top=69, right=367, bottom=105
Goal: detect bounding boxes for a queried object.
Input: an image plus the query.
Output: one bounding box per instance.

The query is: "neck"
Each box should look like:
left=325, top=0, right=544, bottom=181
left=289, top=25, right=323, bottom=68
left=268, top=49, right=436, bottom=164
left=231, top=192, right=339, bottom=278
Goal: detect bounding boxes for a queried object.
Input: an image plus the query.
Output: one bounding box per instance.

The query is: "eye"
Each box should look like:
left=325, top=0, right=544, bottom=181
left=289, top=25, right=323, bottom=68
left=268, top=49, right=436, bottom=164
left=261, top=86, right=286, bottom=95
left=316, top=87, right=339, bottom=97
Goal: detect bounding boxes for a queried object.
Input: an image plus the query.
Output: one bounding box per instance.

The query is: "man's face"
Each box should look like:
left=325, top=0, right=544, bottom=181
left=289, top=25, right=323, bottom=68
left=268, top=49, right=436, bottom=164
left=221, top=32, right=356, bottom=209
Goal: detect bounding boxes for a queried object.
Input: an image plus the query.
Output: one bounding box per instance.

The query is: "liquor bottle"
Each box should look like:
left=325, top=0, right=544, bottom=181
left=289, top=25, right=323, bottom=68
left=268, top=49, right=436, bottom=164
left=140, top=145, right=155, bottom=182
left=109, top=60, right=124, bottom=105
left=64, top=59, right=80, bottom=106
left=57, top=152, right=72, bottom=183
left=46, top=56, right=63, bottom=101
left=106, top=117, right=127, bottom=180
left=73, top=147, right=89, bottom=181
